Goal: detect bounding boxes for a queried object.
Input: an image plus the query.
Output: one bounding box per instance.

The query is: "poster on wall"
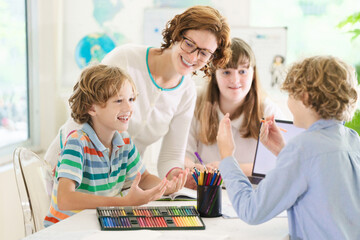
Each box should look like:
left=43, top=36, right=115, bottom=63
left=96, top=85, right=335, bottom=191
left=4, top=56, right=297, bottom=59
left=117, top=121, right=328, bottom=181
left=60, top=0, right=149, bottom=88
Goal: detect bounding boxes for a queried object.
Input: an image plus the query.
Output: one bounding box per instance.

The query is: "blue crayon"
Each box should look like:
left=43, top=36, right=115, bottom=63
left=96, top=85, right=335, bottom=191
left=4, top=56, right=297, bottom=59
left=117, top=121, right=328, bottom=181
left=120, top=217, right=126, bottom=227
left=192, top=172, right=198, bottom=185
left=107, top=217, right=113, bottom=228
left=104, top=217, right=110, bottom=228
left=210, top=171, right=217, bottom=186
left=100, top=218, right=107, bottom=228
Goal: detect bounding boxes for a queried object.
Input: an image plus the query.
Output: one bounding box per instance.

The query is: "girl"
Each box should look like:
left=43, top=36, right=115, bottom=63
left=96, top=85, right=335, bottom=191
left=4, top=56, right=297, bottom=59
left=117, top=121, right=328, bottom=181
left=185, top=38, right=282, bottom=188
left=45, top=6, right=231, bottom=181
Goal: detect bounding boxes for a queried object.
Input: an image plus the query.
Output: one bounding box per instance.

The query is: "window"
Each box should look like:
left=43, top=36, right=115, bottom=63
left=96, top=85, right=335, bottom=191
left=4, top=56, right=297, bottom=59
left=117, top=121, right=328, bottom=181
left=250, top=0, right=360, bottom=133
left=0, top=0, right=34, bottom=154
left=250, top=0, right=360, bottom=65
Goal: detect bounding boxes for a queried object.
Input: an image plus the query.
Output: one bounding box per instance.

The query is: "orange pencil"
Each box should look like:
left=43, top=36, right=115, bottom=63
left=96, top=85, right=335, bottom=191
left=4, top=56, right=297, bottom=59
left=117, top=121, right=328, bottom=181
left=261, top=120, right=287, bottom=132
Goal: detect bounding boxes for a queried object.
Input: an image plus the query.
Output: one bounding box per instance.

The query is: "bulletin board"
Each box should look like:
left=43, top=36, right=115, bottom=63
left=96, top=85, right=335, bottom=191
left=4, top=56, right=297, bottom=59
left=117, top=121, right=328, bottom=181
left=231, top=27, right=287, bottom=90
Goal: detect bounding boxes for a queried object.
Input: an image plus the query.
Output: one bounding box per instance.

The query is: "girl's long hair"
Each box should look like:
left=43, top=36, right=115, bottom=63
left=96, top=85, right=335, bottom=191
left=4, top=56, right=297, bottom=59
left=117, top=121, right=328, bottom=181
left=196, top=38, right=264, bottom=144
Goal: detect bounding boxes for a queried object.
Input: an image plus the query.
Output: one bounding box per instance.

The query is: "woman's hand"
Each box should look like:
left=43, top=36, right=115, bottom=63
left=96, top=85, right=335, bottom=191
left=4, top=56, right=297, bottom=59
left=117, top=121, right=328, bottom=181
left=216, top=113, right=235, bottom=159
left=184, top=173, right=197, bottom=190
left=164, top=168, right=189, bottom=195
left=260, top=115, right=285, bottom=156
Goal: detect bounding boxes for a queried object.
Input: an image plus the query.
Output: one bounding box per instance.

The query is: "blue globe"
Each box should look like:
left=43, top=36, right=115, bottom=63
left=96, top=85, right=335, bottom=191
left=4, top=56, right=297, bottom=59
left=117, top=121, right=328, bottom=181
left=75, top=33, right=116, bottom=69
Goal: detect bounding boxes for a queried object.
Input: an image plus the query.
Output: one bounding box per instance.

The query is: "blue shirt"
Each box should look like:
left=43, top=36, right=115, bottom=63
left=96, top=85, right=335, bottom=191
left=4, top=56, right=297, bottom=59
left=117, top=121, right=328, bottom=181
left=219, top=119, right=360, bottom=240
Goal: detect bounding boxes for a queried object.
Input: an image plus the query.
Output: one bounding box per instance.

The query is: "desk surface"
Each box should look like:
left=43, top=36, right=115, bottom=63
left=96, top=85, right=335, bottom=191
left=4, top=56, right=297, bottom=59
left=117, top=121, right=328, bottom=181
left=24, top=190, right=289, bottom=240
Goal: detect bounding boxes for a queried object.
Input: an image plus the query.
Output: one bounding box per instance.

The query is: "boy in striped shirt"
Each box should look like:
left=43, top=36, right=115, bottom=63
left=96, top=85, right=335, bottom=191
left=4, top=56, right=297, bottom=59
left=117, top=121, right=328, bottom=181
left=44, top=65, right=188, bottom=227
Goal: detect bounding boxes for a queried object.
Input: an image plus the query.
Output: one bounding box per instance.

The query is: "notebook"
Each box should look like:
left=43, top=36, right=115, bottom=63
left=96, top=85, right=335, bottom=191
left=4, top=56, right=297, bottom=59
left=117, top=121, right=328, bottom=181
left=248, top=120, right=305, bottom=185
left=157, top=187, right=197, bottom=201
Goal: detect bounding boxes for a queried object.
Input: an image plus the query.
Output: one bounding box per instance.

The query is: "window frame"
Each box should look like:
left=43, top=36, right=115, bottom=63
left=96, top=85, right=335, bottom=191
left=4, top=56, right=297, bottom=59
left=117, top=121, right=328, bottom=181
left=0, top=0, right=40, bottom=161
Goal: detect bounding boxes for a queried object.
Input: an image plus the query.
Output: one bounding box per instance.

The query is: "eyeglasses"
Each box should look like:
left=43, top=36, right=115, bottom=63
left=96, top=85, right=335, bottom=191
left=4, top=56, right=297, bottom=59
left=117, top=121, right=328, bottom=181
left=180, top=36, right=216, bottom=63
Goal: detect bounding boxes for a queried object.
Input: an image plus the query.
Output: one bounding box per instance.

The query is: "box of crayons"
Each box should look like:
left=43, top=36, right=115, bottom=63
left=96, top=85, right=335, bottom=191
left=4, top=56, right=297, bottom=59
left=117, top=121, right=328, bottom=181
left=96, top=206, right=205, bottom=230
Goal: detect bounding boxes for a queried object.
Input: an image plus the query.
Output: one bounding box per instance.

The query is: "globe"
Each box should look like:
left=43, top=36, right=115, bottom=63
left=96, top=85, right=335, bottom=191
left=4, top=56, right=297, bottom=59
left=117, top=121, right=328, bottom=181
left=75, top=33, right=116, bottom=69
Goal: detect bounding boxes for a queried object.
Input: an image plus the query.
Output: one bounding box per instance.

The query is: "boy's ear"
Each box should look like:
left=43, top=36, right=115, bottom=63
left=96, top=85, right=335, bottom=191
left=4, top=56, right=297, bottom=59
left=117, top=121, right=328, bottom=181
left=301, top=92, right=309, bottom=106
left=88, top=105, right=96, bottom=117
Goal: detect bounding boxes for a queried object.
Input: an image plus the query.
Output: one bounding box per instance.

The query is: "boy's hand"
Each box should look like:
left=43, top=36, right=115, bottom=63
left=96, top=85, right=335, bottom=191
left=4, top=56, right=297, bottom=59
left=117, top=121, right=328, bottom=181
left=164, top=168, right=189, bottom=195
left=217, top=113, right=235, bottom=159
left=260, top=115, right=285, bottom=156
left=125, top=172, right=168, bottom=205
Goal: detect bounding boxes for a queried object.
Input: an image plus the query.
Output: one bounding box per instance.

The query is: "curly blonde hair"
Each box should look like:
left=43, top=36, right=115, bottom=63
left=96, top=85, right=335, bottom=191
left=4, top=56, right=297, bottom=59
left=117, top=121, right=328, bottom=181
left=69, top=64, right=136, bottom=125
left=160, top=5, right=231, bottom=76
left=282, top=56, right=358, bottom=121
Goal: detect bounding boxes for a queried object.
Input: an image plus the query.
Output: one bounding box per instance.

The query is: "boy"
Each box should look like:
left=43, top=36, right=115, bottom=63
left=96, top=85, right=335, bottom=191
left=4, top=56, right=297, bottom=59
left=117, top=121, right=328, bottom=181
left=217, top=56, right=360, bottom=239
left=44, top=65, right=187, bottom=227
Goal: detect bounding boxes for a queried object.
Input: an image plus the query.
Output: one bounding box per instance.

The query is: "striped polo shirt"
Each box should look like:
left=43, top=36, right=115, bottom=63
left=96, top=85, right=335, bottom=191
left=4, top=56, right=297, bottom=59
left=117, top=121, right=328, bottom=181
left=44, top=123, right=146, bottom=227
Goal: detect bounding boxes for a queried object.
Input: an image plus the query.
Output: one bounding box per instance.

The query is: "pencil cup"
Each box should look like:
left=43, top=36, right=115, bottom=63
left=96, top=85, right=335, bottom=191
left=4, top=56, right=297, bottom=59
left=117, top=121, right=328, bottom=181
left=197, top=185, right=222, bottom=217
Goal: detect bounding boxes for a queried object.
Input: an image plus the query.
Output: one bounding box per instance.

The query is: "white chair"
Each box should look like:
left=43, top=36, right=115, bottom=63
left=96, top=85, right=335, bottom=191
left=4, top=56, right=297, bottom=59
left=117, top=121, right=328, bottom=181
left=13, top=147, right=53, bottom=236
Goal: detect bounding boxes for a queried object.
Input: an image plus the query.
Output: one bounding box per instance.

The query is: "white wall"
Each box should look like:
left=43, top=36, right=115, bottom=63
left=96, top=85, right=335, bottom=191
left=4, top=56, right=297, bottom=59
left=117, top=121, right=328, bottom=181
left=0, top=159, right=25, bottom=240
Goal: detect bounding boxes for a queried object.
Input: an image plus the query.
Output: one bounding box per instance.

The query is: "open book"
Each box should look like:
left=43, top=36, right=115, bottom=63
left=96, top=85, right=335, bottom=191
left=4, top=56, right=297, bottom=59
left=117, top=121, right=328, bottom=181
left=158, top=187, right=197, bottom=201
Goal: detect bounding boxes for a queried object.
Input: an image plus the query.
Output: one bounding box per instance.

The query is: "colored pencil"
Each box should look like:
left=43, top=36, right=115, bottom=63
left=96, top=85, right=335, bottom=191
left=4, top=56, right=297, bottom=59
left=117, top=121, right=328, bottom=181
left=194, top=152, right=208, bottom=171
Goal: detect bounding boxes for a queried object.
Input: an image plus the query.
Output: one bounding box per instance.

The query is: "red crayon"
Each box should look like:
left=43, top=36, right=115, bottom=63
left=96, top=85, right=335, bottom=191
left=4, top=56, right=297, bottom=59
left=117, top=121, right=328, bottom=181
left=160, top=217, right=167, bottom=227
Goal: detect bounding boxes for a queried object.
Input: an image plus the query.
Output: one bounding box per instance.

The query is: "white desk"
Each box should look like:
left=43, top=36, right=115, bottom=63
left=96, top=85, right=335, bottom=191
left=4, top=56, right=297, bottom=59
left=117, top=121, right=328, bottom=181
left=23, top=190, right=289, bottom=240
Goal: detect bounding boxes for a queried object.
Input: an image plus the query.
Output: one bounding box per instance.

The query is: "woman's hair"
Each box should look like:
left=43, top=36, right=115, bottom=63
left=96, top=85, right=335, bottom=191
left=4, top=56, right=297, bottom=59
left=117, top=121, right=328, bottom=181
left=69, top=64, right=137, bottom=125
left=160, top=5, right=231, bottom=76
left=282, top=56, right=358, bottom=121
left=196, top=37, right=263, bottom=144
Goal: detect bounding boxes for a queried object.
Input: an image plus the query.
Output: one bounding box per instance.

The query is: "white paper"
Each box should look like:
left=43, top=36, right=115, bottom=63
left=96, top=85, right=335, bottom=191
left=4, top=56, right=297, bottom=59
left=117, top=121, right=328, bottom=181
left=159, top=187, right=197, bottom=201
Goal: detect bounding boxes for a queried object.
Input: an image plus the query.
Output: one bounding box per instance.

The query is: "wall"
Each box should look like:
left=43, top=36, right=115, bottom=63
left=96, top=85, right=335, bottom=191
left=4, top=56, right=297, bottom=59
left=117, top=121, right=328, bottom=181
left=0, top=157, right=25, bottom=240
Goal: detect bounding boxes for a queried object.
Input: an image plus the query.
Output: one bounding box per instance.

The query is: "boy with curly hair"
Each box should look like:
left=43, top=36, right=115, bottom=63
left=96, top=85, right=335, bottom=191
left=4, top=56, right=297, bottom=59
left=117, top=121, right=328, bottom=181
left=217, top=56, right=360, bottom=239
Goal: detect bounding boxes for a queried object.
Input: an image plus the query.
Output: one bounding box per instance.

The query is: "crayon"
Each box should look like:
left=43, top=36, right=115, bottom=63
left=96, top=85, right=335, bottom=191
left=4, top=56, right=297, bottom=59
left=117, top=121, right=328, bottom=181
left=203, top=171, right=208, bottom=186
left=199, top=171, right=204, bottom=185
left=191, top=170, right=198, bottom=184
left=210, top=170, right=217, bottom=185
left=194, top=152, right=207, bottom=171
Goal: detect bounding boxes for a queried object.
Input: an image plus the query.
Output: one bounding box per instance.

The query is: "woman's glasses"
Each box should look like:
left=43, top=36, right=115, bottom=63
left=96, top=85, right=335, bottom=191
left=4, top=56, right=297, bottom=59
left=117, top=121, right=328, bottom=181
left=180, top=36, right=216, bottom=63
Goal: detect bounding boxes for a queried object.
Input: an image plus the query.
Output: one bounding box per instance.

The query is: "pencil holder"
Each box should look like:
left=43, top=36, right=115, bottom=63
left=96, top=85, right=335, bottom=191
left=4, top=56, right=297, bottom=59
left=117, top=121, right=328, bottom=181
left=197, top=185, right=222, bottom=217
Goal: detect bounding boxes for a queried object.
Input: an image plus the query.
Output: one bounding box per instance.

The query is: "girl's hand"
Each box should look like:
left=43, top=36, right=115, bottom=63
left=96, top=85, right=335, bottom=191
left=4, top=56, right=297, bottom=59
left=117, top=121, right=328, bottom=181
left=217, top=113, right=235, bottom=159
left=260, top=115, right=285, bottom=156
left=164, top=168, right=189, bottom=195
left=193, top=163, right=205, bottom=171
left=125, top=172, right=168, bottom=205
left=207, top=161, right=220, bottom=170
